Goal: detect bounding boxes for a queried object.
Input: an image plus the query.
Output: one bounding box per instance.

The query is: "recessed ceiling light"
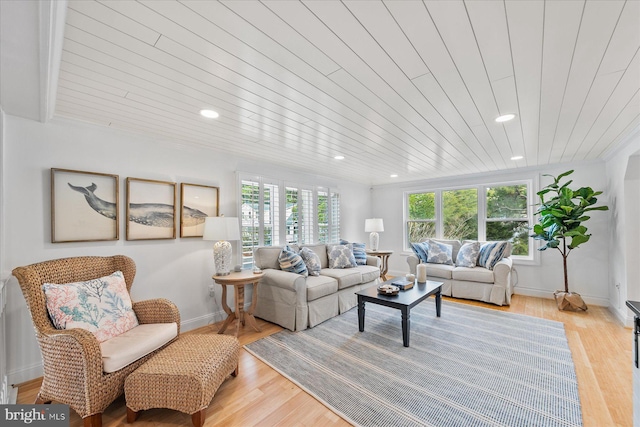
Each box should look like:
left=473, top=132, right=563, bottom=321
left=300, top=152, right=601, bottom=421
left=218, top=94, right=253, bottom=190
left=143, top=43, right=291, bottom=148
left=495, top=113, right=516, bottom=123
left=511, top=155, right=523, bottom=161
left=200, top=109, right=219, bottom=119
left=334, top=155, right=344, bottom=160
left=390, top=174, right=398, bottom=178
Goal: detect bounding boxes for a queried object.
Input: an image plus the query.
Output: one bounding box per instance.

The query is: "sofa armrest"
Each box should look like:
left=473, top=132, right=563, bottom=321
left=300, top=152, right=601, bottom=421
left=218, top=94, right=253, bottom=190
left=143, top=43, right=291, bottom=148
left=366, top=255, right=380, bottom=267
left=260, top=269, right=307, bottom=292
left=133, top=298, right=181, bottom=334
left=407, top=254, right=420, bottom=275
left=493, top=257, right=513, bottom=289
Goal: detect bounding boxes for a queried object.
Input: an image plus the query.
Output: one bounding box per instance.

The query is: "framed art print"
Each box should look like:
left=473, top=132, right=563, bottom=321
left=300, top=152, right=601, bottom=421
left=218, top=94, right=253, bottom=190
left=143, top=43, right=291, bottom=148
left=180, top=183, right=219, bottom=237
left=126, top=177, right=177, bottom=240
left=51, top=168, right=119, bottom=243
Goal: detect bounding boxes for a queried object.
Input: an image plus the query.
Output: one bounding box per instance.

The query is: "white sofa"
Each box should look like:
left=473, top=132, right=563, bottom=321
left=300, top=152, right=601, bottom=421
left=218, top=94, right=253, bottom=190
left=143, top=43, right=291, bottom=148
left=253, top=243, right=381, bottom=331
left=407, top=239, right=514, bottom=306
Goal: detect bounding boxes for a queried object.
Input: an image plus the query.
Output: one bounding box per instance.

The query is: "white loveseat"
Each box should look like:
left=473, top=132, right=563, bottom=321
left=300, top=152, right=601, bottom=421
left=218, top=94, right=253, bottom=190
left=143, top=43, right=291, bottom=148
left=407, top=239, right=514, bottom=306
left=253, top=243, right=381, bottom=331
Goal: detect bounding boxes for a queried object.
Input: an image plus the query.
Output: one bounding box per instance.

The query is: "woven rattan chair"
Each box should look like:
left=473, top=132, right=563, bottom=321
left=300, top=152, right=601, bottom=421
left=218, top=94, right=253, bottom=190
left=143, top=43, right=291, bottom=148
left=12, top=255, right=181, bottom=427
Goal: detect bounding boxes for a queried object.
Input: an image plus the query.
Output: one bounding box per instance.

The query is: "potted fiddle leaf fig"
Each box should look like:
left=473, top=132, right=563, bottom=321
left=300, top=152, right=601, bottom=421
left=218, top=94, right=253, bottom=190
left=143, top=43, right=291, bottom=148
left=531, top=170, right=609, bottom=311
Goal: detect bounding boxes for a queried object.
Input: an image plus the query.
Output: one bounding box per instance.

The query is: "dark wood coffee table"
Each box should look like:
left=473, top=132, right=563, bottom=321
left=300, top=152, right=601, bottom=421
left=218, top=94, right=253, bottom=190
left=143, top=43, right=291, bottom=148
left=356, top=280, right=443, bottom=347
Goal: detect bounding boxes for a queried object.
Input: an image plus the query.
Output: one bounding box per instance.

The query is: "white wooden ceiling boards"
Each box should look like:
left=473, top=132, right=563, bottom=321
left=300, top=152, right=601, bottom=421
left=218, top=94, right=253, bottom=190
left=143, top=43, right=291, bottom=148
left=47, top=1, right=640, bottom=184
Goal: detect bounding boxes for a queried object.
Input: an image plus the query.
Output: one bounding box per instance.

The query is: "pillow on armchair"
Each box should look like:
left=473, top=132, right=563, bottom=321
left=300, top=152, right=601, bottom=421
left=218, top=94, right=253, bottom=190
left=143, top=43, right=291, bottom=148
left=42, top=270, right=139, bottom=343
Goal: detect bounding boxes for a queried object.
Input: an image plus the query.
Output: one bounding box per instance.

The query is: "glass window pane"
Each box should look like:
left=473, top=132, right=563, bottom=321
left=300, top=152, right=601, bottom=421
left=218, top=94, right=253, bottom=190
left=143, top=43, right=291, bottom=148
left=330, top=192, right=340, bottom=243
left=407, top=221, right=435, bottom=242
left=317, top=191, right=328, bottom=243
left=486, top=220, right=529, bottom=256
left=241, top=180, right=260, bottom=269
left=443, top=188, right=478, bottom=240
left=263, top=183, right=279, bottom=246
left=486, top=184, right=528, bottom=219
left=285, top=187, right=298, bottom=244
left=408, top=192, right=435, bottom=220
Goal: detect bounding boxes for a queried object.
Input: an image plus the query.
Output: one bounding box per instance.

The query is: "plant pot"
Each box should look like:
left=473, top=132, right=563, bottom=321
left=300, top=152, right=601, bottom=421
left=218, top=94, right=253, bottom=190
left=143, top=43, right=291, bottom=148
left=554, top=291, right=588, bottom=311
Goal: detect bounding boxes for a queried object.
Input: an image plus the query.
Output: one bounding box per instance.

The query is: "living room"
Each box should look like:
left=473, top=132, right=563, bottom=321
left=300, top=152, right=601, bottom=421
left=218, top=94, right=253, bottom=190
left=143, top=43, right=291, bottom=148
left=1, top=1, right=639, bottom=426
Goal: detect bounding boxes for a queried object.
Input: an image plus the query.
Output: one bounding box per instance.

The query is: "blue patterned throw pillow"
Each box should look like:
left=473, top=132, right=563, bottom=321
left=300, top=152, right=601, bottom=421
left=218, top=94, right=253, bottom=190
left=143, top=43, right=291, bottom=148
left=456, top=241, right=481, bottom=268
left=278, top=245, right=308, bottom=277
left=426, top=239, right=453, bottom=265
left=340, top=239, right=367, bottom=265
left=477, top=241, right=508, bottom=270
left=299, top=247, right=321, bottom=276
left=328, top=245, right=357, bottom=269
left=410, top=241, right=430, bottom=263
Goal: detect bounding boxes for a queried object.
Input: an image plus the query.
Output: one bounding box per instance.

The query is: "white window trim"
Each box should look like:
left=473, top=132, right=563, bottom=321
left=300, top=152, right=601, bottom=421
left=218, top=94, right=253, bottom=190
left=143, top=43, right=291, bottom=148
left=403, top=178, right=539, bottom=264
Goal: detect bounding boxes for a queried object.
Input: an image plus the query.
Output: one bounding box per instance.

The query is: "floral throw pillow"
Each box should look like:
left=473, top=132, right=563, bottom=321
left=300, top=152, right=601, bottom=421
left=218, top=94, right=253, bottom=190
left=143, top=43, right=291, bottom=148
left=456, top=241, right=481, bottom=268
left=340, top=239, right=367, bottom=265
left=328, top=245, right=357, bottom=269
left=300, top=247, right=321, bottom=276
left=426, top=239, right=454, bottom=265
left=279, top=245, right=309, bottom=277
left=42, top=271, right=139, bottom=343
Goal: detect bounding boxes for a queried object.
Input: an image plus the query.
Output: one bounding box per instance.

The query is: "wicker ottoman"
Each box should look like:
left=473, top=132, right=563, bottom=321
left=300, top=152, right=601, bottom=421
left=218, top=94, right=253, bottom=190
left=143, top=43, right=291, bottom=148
left=125, top=334, right=240, bottom=427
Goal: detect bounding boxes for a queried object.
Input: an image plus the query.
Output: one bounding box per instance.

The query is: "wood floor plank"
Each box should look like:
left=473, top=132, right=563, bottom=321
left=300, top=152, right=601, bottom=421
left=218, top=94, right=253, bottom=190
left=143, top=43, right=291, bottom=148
left=15, top=294, right=632, bottom=426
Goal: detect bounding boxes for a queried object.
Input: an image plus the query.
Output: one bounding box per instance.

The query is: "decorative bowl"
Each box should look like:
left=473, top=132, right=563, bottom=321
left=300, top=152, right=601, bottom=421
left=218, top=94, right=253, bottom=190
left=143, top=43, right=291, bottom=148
left=377, top=284, right=400, bottom=296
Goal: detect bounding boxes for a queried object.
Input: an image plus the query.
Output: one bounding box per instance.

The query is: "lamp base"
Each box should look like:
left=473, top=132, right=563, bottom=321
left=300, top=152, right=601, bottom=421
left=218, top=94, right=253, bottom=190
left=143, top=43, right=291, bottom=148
left=213, top=240, right=232, bottom=276
left=369, top=232, right=379, bottom=251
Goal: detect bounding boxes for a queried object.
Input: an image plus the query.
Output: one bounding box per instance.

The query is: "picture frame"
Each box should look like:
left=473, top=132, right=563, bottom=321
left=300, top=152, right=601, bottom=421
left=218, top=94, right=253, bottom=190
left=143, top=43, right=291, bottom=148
left=51, top=168, right=119, bottom=243
left=126, top=177, right=177, bottom=241
left=180, top=183, right=219, bottom=238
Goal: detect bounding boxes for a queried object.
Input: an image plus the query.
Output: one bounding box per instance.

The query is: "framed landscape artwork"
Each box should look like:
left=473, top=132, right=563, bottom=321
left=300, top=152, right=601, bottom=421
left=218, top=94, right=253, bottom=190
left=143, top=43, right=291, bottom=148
left=126, top=177, right=177, bottom=240
left=51, top=168, right=119, bottom=243
left=180, top=183, right=219, bottom=237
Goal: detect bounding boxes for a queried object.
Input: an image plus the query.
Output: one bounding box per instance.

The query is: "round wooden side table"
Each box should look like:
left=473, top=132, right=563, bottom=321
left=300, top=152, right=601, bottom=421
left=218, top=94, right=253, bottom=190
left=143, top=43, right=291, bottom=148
left=365, top=250, right=393, bottom=281
left=212, top=270, right=264, bottom=337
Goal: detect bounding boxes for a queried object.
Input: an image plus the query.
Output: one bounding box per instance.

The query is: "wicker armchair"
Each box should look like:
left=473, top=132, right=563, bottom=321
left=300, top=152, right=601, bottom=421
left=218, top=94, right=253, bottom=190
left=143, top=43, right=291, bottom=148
left=12, top=255, right=180, bottom=427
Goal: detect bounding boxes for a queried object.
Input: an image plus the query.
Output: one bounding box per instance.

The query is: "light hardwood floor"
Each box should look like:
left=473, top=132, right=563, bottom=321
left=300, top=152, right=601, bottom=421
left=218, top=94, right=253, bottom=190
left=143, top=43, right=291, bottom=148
left=16, top=294, right=633, bottom=426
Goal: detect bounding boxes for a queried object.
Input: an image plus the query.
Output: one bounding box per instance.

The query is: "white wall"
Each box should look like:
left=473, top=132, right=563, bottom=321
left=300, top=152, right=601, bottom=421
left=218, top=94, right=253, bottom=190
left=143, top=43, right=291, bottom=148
left=2, top=114, right=371, bottom=383
left=371, top=163, right=611, bottom=306
left=604, top=127, right=640, bottom=325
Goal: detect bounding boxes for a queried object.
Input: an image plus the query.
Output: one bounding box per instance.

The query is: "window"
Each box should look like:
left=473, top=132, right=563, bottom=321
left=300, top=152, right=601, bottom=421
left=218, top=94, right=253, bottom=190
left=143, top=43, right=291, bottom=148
left=239, top=174, right=340, bottom=267
left=405, top=181, right=533, bottom=259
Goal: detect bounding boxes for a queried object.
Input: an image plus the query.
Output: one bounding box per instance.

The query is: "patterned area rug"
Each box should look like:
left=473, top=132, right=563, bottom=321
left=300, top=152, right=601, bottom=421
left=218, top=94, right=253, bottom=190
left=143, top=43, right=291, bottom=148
left=245, top=299, right=582, bottom=427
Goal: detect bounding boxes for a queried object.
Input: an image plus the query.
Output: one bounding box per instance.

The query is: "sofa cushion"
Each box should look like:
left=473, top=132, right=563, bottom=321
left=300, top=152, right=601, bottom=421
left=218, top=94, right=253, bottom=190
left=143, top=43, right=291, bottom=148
left=478, top=241, right=509, bottom=270
left=425, top=263, right=455, bottom=280
left=320, top=268, right=362, bottom=289
left=410, top=241, right=429, bottom=263
left=299, top=247, right=322, bottom=276
left=327, top=245, right=357, bottom=269
left=301, top=243, right=329, bottom=269
left=306, top=275, right=338, bottom=301
left=279, top=246, right=308, bottom=276
left=353, top=265, right=381, bottom=283
left=43, top=271, right=139, bottom=343
left=456, top=241, right=481, bottom=267
left=426, top=239, right=454, bottom=265
left=340, top=240, right=367, bottom=265
left=452, top=266, right=494, bottom=284
left=100, top=322, right=177, bottom=373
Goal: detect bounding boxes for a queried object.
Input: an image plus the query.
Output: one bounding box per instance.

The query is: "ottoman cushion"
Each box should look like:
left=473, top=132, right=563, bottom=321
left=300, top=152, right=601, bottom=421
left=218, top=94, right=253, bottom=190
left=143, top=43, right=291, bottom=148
left=125, top=334, right=240, bottom=415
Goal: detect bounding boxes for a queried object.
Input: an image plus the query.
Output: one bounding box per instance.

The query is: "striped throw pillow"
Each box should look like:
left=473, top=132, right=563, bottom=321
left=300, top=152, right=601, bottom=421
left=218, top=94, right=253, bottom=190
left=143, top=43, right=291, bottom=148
left=300, top=247, right=321, bottom=276
left=410, top=241, right=429, bottom=263
left=279, top=245, right=308, bottom=277
left=477, top=241, right=508, bottom=270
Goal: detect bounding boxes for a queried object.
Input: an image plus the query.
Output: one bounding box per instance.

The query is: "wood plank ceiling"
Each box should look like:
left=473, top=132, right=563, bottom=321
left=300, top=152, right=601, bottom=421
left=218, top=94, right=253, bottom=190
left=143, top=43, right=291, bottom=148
left=55, top=0, right=640, bottom=185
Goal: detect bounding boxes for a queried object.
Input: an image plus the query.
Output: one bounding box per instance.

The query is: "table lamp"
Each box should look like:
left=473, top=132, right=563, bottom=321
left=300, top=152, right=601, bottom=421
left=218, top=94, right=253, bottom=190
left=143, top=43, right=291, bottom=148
left=203, top=216, right=240, bottom=276
left=365, top=218, right=384, bottom=251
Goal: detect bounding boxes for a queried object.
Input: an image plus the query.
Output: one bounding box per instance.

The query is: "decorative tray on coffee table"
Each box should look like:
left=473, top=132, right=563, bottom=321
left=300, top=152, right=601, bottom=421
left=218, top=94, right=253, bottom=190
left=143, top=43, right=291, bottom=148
left=377, top=284, right=400, bottom=296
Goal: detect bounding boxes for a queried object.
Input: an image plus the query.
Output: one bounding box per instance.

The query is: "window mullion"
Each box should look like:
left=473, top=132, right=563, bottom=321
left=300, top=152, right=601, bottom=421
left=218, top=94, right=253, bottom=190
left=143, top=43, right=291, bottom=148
left=478, top=185, right=486, bottom=241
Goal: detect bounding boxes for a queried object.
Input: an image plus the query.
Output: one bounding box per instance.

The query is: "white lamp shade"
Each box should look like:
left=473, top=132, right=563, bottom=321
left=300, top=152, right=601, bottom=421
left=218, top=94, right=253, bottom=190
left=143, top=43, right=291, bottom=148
left=202, top=217, right=241, bottom=241
left=364, top=218, right=384, bottom=233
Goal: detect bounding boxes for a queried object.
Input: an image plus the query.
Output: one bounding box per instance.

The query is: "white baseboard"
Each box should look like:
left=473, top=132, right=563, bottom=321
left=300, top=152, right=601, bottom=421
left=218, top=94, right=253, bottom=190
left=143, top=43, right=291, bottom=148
left=8, top=361, right=43, bottom=387
left=513, top=287, right=610, bottom=307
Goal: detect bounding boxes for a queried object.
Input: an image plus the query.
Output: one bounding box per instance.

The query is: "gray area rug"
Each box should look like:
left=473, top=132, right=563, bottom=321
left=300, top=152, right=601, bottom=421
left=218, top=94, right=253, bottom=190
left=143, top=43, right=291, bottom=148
left=245, top=299, right=582, bottom=427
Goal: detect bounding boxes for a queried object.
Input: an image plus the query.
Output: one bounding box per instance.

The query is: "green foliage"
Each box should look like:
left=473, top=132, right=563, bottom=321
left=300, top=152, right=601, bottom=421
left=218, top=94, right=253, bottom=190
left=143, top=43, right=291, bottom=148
left=531, top=170, right=608, bottom=292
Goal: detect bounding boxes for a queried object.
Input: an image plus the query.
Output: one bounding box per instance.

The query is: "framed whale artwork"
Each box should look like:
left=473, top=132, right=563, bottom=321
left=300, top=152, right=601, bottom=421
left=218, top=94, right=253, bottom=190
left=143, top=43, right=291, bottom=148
left=126, top=177, right=177, bottom=240
left=179, top=183, right=219, bottom=238
left=51, top=168, right=120, bottom=243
